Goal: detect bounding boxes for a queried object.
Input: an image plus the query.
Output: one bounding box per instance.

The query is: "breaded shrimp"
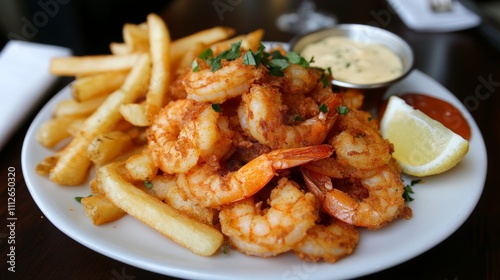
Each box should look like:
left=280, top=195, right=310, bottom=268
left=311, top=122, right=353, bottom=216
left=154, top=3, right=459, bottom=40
left=293, top=219, right=359, bottom=263
left=238, top=84, right=343, bottom=149
left=330, top=108, right=393, bottom=170
left=148, top=100, right=233, bottom=174
left=177, top=144, right=333, bottom=207
left=219, top=178, right=318, bottom=257
left=183, top=57, right=265, bottom=103
left=301, top=166, right=410, bottom=230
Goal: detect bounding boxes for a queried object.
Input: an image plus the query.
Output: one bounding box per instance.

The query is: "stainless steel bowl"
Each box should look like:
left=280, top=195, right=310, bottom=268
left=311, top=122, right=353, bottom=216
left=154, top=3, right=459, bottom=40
left=290, top=24, right=414, bottom=89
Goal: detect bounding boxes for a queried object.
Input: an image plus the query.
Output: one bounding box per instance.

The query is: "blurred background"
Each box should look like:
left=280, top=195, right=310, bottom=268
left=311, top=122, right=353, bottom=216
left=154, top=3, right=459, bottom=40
left=0, top=0, right=499, bottom=55
left=0, top=0, right=171, bottom=55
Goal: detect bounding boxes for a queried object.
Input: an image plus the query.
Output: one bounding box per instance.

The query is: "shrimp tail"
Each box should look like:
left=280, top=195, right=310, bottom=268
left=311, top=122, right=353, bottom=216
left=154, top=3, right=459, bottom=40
left=267, top=144, right=334, bottom=169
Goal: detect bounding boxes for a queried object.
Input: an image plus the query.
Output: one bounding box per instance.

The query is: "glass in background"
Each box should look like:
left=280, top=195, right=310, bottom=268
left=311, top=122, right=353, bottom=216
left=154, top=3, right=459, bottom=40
left=275, top=0, right=337, bottom=34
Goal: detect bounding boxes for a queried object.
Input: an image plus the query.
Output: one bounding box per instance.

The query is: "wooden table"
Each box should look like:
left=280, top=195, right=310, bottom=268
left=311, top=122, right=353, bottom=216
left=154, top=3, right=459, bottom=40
left=1, top=0, right=499, bottom=279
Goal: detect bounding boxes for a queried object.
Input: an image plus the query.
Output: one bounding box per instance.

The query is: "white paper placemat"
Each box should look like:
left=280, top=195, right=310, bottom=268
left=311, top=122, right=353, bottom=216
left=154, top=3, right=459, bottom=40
left=388, top=0, right=481, bottom=32
left=0, top=40, right=71, bottom=150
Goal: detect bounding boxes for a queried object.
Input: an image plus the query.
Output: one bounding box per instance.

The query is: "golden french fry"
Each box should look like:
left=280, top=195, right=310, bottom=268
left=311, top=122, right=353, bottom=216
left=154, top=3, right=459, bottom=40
left=125, top=149, right=158, bottom=181
left=120, top=103, right=149, bottom=127
left=123, top=23, right=150, bottom=53
left=87, top=131, right=134, bottom=166
left=97, top=163, right=224, bottom=256
left=176, top=42, right=209, bottom=75
left=145, top=13, right=171, bottom=121
left=53, top=95, right=108, bottom=118
left=49, top=54, right=151, bottom=185
left=242, top=28, right=265, bottom=52
left=81, top=194, right=127, bottom=225
left=66, top=118, right=85, bottom=137
left=72, top=70, right=128, bottom=101
left=170, top=26, right=235, bottom=70
left=35, top=153, right=61, bottom=176
left=50, top=53, right=140, bottom=76
left=109, top=42, right=132, bottom=55
left=89, top=178, right=100, bottom=194
left=210, top=29, right=264, bottom=54
left=36, top=116, right=81, bottom=148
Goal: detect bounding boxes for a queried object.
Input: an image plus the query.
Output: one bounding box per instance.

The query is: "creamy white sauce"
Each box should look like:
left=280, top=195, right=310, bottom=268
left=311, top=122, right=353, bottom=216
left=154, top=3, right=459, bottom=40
left=301, top=37, right=403, bottom=85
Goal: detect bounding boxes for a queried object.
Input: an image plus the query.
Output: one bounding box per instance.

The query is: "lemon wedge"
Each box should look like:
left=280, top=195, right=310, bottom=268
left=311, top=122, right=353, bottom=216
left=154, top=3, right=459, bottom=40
left=380, top=95, right=469, bottom=177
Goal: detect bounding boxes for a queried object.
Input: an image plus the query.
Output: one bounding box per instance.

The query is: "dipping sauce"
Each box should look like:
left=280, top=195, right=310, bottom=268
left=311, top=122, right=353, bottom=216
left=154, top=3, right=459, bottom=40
left=379, top=93, right=471, bottom=140
left=301, top=37, right=403, bottom=85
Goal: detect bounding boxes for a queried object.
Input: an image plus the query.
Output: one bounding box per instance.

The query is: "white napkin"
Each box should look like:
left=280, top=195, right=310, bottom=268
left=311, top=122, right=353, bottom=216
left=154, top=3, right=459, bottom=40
left=0, top=40, right=71, bottom=150
left=388, top=0, right=481, bottom=32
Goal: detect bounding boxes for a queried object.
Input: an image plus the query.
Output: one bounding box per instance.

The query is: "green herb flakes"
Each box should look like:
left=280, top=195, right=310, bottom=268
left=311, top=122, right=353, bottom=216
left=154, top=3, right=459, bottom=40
left=212, top=103, right=222, bottom=112
left=337, top=105, right=349, bottom=115
left=144, top=179, right=154, bottom=189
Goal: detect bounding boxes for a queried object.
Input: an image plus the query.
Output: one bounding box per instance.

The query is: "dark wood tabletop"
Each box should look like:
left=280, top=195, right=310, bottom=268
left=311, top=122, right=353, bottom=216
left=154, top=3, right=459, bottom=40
left=1, top=0, right=499, bottom=279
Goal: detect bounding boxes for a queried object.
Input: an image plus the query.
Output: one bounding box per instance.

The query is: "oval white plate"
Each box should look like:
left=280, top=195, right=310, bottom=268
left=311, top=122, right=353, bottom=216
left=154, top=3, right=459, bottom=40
left=22, top=69, right=486, bottom=280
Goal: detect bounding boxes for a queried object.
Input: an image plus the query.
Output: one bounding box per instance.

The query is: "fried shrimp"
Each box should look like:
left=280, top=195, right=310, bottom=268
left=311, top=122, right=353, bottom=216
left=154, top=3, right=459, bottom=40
left=293, top=219, right=359, bottom=263
left=148, top=173, right=217, bottom=226
left=330, top=108, right=393, bottom=170
left=219, top=178, right=318, bottom=257
left=148, top=100, right=233, bottom=174
left=183, top=57, right=265, bottom=103
left=281, top=64, right=322, bottom=96
left=177, top=144, right=333, bottom=207
left=302, top=166, right=409, bottom=230
left=238, top=84, right=343, bottom=149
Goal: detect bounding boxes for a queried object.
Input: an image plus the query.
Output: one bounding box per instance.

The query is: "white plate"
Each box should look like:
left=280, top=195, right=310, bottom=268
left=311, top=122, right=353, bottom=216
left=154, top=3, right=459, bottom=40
left=21, top=69, right=487, bottom=280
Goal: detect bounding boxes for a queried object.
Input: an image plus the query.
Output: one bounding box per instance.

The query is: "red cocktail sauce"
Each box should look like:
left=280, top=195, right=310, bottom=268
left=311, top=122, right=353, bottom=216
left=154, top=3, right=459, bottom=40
left=378, top=93, right=471, bottom=140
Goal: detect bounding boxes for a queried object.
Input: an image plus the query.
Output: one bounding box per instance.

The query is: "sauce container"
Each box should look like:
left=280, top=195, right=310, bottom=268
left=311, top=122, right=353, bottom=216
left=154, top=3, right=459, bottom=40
left=290, top=24, right=414, bottom=110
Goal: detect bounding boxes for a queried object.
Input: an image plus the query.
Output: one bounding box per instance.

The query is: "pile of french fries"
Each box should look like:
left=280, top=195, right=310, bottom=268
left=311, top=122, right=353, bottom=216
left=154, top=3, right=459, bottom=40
left=35, top=13, right=265, bottom=256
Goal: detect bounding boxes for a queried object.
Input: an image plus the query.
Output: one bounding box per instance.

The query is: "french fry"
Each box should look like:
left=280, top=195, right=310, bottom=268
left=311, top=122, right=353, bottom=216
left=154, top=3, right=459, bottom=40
left=53, top=95, right=108, bottom=118
left=35, top=153, right=61, bottom=176
left=242, top=28, right=265, bottom=52
left=170, top=26, right=235, bottom=71
left=210, top=28, right=264, bottom=54
left=66, top=118, right=85, bottom=137
left=120, top=102, right=149, bottom=127
left=123, top=23, right=150, bottom=53
left=49, top=54, right=151, bottom=185
left=72, top=70, right=128, bottom=101
left=145, top=13, right=172, bottom=122
left=109, top=42, right=132, bottom=55
left=87, top=131, right=134, bottom=166
left=50, top=53, right=141, bottom=76
left=176, top=42, right=208, bottom=75
left=125, top=149, right=158, bottom=181
left=97, top=163, right=224, bottom=256
left=81, top=194, right=127, bottom=225
left=36, top=116, right=82, bottom=148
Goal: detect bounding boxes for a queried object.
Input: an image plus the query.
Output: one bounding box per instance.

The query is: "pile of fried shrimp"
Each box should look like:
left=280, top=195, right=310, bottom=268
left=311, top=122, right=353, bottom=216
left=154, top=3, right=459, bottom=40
left=36, top=16, right=412, bottom=262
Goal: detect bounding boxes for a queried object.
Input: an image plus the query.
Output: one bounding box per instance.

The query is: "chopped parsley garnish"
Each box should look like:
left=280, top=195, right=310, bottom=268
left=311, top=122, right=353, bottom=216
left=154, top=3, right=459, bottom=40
left=243, top=50, right=257, bottom=66
left=295, top=115, right=303, bottom=122
left=212, top=103, right=222, bottom=112
left=286, top=51, right=310, bottom=67
left=319, top=103, right=328, bottom=113
left=193, top=41, right=313, bottom=77
left=320, top=72, right=330, bottom=88
left=191, top=59, right=200, bottom=72
left=194, top=41, right=242, bottom=72
left=144, top=179, right=154, bottom=189
left=222, top=243, right=229, bottom=254
left=337, top=105, right=349, bottom=115
left=403, top=179, right=420, bottom=202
